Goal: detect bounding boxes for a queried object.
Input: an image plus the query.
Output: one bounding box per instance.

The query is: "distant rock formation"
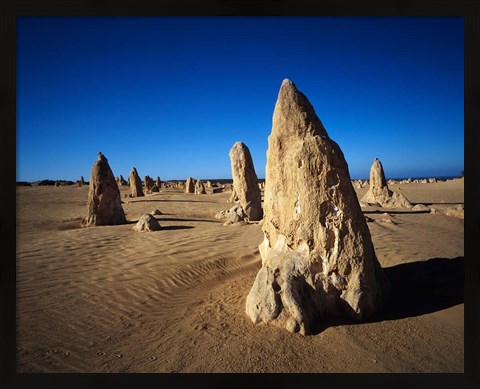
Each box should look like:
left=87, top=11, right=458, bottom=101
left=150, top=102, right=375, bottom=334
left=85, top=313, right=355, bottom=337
left=144, top=175, right=155, bottom=193
left=245, top=79, right=389, bottom=335
left=78, top=176, right=85, bottom=187
left=361, top=158, right=412, bottom=208
left=228, top=141, right=263, bottom=221
left=82, top=152, right=127, bottom=227
left=195, top=179, right=207, bottom=194
left=185, top=177, right=195, bottom=193
left=129, top=167, right=144, bottom=197
left=156, top=176, right=161, bottom=189
left=133, top=213, right=161, bottom=231
left=119, top=175, right=128, bottom=186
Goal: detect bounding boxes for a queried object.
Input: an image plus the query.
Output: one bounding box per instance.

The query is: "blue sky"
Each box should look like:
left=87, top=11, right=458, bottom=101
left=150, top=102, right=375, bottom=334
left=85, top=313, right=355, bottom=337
left=16, top=16, right=464, bottom=181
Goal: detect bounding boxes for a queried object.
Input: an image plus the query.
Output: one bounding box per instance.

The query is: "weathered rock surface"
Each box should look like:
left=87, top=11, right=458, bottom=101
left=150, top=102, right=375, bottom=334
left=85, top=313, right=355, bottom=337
left=119, top=175, right=128, bottom=186
left=412, top=203, right=430, bottom=211
left=129, top=167, right=144, bottom=197
left=185, top=177, right=195, bottom=193
left=144, top=175, right=155, bottom=193
left=82, top=152, right=127, bottom=227
left=430, top=204, right=464, bottom=219
left=245, top=79, right=389, bottom=335
left=227, top=189, right=238, bottom=203
left=215, top=204, right=248, bottom=225
left=152, top=209, right=162, bottom=215
left=229, top=142, right=263, bottom=221
left=133, top=213, right=161, bottom=232
left=361, top=158, right=412, bottom=208
left=195, top=179, right=207, bottom=194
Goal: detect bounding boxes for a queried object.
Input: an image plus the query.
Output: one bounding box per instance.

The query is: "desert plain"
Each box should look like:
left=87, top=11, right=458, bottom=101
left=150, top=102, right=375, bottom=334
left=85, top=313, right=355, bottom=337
left=15, top=177, right=464, bottom=373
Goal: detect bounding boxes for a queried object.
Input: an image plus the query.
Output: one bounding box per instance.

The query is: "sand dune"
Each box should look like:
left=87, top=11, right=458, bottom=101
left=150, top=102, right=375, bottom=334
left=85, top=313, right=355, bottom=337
left=16, top=179, right=464, bottom=372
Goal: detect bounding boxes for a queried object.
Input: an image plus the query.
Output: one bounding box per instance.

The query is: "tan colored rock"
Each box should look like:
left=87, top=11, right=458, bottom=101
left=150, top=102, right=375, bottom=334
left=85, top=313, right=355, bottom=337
left=215, top=204, right=248, bottom=225
left=78, top=176, right=85, bottom=187
left=412, top=203, right=429, bottom=211
left=133, top=213, right=161, bottom=232
left=156, top=176, right=161, bottom=188
left=185, top=177, right=195, bottom=193
left=195, top=179, right=207, bottom=194
left=82, top=152, right=127, bottom=226
left=119, top=175, right=127, bottom=186
left=144, top=175, right=155, bottom=193
left=361, top=158, right=412, bottom=208
left=430, top=205, right=464, bottom=219
left=129, top=167, right=144, bottom=197
left=245, top=79, right=389, bottom=335
left=229, top=142, right=263, bottom=221
left=227, top=189, right=238, bottom=203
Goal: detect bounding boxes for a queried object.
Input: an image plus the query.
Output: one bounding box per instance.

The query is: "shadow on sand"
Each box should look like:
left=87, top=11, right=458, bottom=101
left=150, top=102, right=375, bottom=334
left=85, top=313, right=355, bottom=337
left=310, top=256, right=464, bottom=335
left=160, top=225, right=195, bottom=231
left=363, top=210, right=430, bottom=215
left=125, top=199, right=217, bottom=204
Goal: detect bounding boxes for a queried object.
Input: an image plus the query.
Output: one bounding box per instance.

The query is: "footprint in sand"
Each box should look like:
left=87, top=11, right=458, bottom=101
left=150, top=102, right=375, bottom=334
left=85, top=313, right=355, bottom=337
left=63, top=351, right=70, bottom=357
left=96, top=351, right=106, bottom=357
left=148, top=356, right=157, bottom=361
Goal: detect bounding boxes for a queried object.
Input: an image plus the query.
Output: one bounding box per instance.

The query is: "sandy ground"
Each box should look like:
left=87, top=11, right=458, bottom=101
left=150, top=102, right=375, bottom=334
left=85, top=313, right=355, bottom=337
left=16, top=178, right=464, bottom=373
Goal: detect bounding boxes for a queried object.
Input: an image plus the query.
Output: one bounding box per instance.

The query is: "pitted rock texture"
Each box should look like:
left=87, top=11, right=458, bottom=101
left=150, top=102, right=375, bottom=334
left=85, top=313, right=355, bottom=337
left=215, top=204, right=248, bottom=225
left=195, top=179, right=207, bottom=194
left=133, top=213, right=161, bottom=232
left=361, top=158, right=412, bottom=208
left=185, top=177, right=195, bottom=193
left=82, top=152, right=127, bottom=227
left=245, top=79, right=389, bottom=335
left=229, top=142, right=263, bottom=221
left=129, top=167, right=144, bottom=197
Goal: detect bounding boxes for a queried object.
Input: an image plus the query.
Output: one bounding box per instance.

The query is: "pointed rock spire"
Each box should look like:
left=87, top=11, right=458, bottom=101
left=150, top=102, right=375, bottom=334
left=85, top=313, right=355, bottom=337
left=361, top=158, right=412, bottom=208
left=228, top=141, right=263, bottom=221
left=245, top=80, right=389, bottom=335
left=82, top=152, right=127, bottom=226
left=129, top=167, right=144, bottom=197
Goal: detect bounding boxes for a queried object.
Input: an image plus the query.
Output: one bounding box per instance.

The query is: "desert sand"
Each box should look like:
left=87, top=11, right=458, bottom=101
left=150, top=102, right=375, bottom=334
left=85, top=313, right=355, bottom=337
left=16, top=178, right=464, bottom=373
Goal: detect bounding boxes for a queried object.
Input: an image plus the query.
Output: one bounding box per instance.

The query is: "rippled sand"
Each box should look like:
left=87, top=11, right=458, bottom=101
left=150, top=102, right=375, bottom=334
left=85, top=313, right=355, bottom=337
left=16, top=178, right=464, bottom=372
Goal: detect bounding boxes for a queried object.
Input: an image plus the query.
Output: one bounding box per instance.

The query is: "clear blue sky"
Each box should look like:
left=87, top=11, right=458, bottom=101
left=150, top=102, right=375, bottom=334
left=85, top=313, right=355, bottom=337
left=16, top=16, right=464, bottom=181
